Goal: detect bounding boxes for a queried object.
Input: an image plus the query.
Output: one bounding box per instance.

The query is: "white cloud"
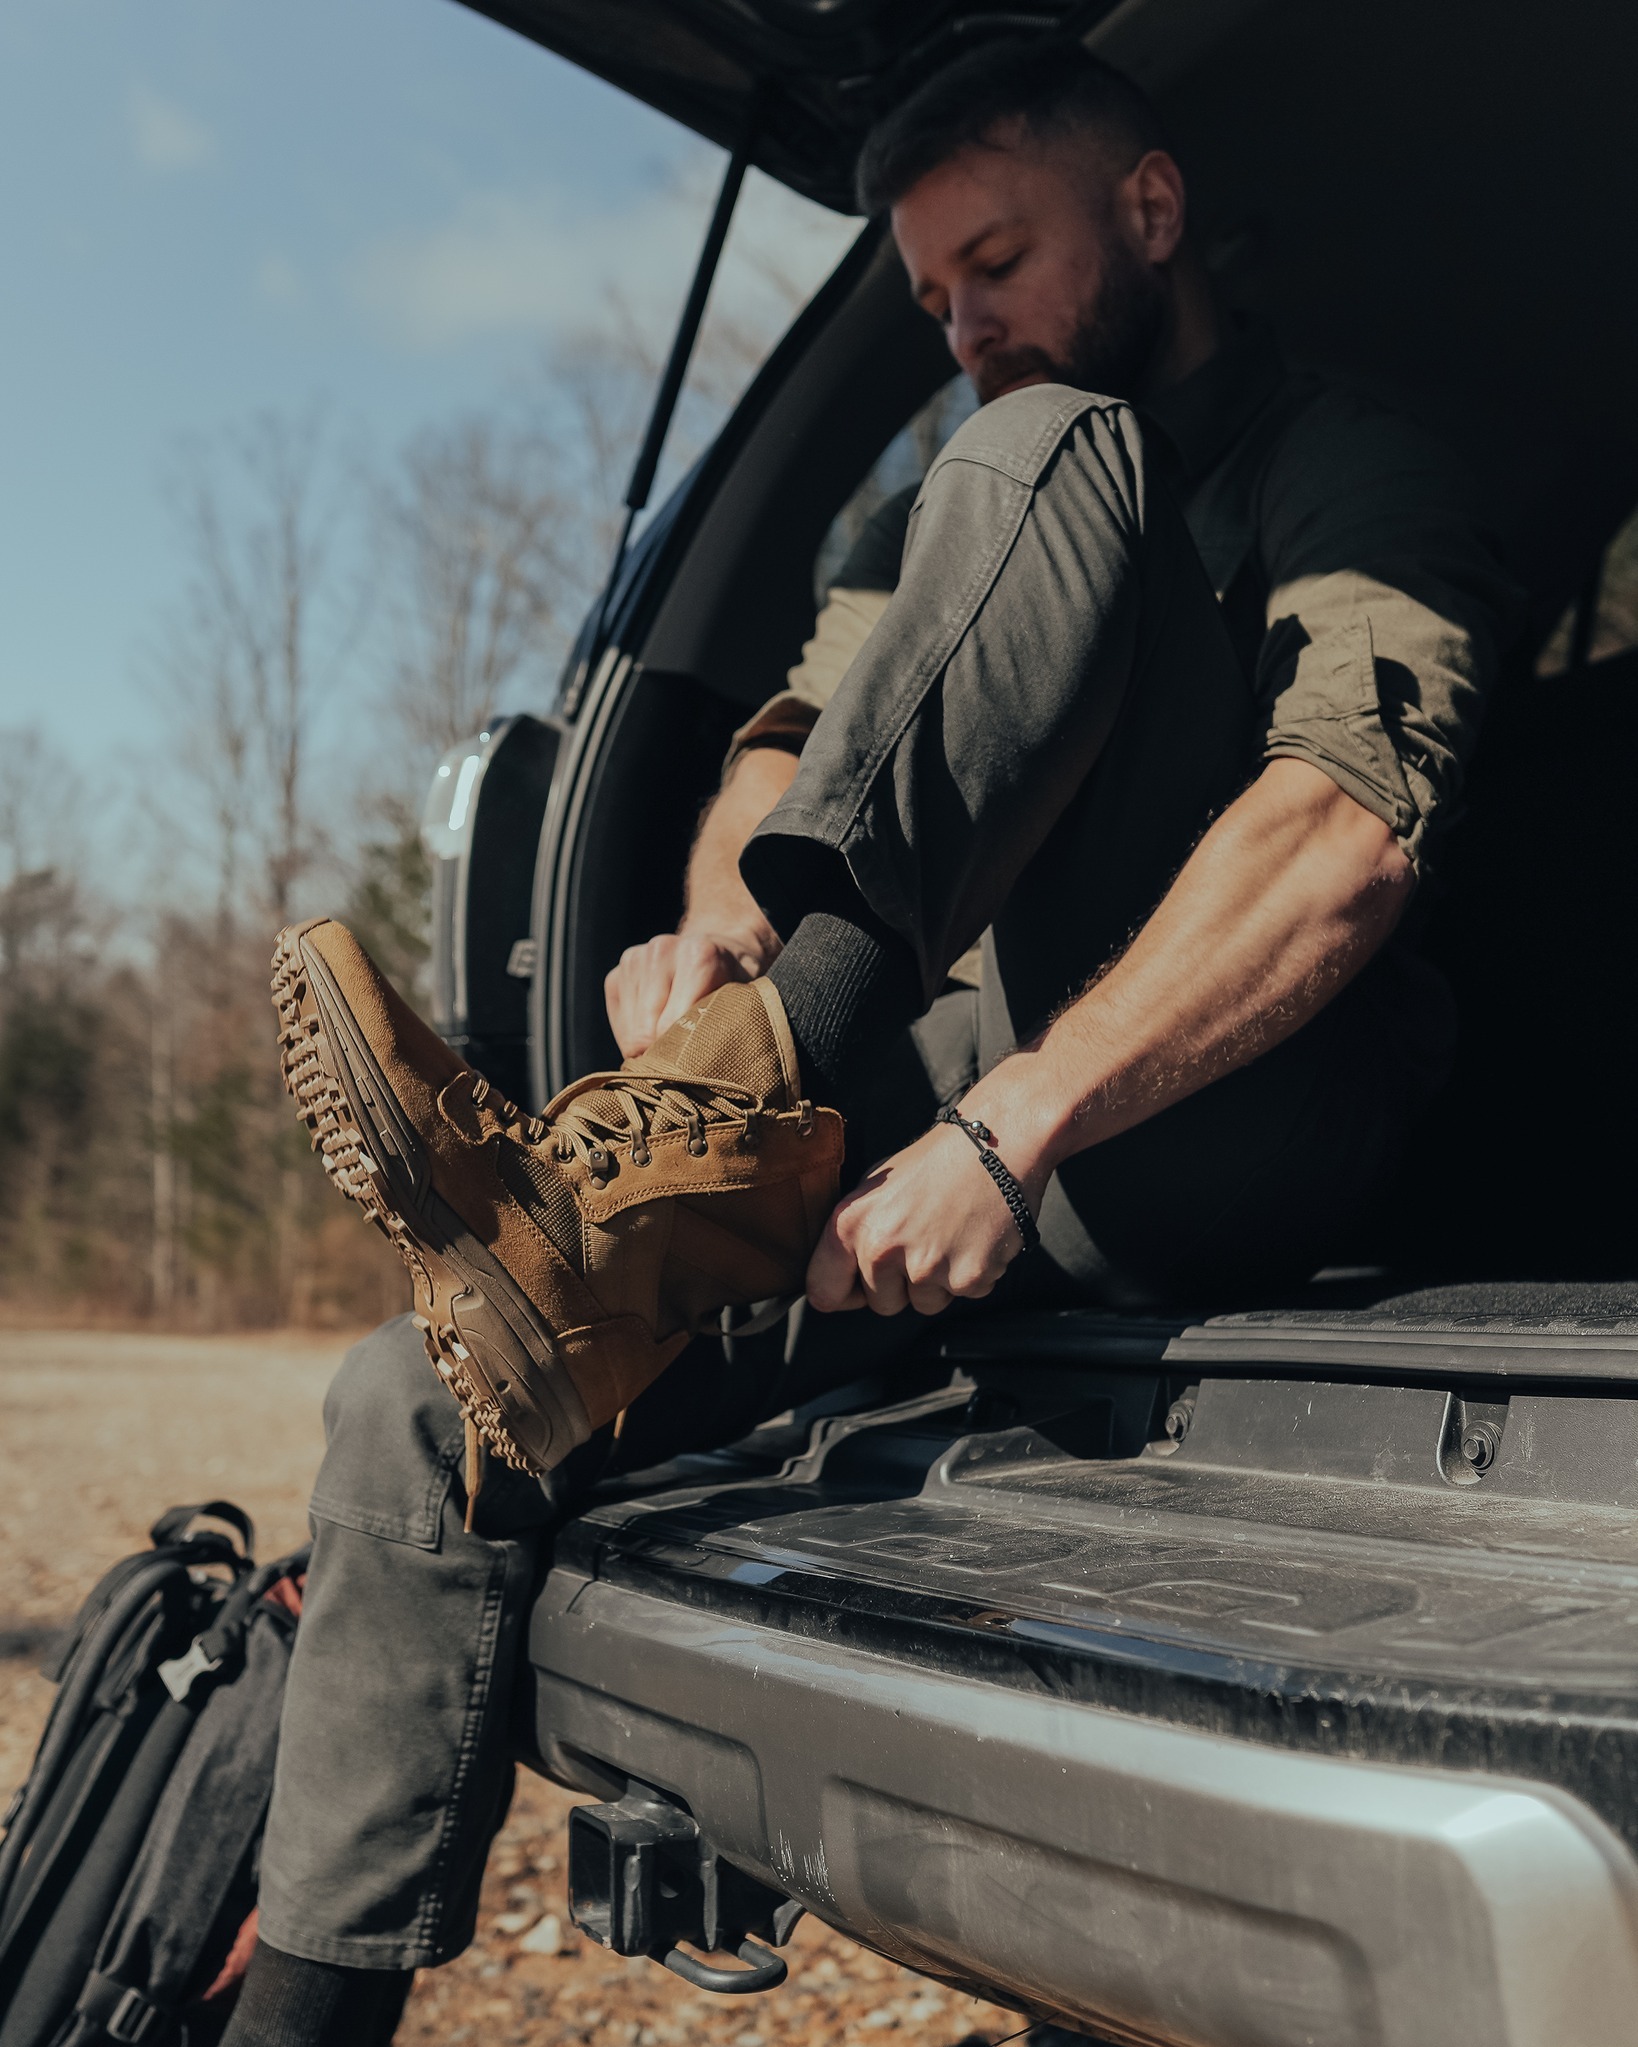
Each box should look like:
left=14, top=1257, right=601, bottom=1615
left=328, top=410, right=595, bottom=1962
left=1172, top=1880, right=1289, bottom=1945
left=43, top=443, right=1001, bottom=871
left=354, top=188, right=659, bottom=349
left=129, top=83, right=215, bottom=172
left=351, top=168, right=859, bottom=355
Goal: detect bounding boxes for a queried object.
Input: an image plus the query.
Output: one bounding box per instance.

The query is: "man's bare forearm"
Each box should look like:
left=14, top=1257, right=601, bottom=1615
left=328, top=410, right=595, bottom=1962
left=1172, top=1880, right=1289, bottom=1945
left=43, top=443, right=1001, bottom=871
left=680, top=746, right=799, bottom=970
left=963, top=758, right=1416, bottom=1191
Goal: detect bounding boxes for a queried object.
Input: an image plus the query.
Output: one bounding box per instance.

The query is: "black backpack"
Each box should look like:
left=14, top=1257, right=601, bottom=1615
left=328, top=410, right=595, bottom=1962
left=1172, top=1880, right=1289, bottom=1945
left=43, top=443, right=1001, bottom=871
left=0, top=1504, right=309, bottom=2047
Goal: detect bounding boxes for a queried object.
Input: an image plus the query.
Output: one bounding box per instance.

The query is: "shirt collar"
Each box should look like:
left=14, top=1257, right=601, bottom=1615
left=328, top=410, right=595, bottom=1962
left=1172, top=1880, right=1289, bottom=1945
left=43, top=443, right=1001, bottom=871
left=1138, top=318, right=1287, bottom=485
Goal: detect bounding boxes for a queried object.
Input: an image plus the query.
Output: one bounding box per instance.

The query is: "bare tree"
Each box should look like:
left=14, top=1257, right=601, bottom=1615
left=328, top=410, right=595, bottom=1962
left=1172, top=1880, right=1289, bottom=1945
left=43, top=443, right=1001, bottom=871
left=370, top=256, right=801, bottom=778
left=541, top=210, right=830, bottom=602
left=378, top=415, right=588, bottom=760
left=0, top=727, right=98, bottom=992
left=0, top=728, right=81, bottom=890
left=158, top=409, right=359, bottom=929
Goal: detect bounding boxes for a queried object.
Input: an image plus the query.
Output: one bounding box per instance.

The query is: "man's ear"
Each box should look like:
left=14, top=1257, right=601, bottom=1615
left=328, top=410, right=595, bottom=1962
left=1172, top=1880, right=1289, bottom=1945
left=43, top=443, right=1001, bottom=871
left=1125, top=149, right=1187, bottom=265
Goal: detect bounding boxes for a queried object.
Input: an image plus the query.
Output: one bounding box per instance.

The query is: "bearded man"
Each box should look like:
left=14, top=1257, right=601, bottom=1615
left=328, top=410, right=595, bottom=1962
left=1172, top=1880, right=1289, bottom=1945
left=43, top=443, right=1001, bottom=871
left=228, top=39, right=1513, bottom=2045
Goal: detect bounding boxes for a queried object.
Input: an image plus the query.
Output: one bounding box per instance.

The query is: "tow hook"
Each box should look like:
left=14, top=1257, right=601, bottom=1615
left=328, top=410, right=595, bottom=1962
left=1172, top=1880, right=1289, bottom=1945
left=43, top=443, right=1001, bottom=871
left=567, top=1786, right=804, bottom=1993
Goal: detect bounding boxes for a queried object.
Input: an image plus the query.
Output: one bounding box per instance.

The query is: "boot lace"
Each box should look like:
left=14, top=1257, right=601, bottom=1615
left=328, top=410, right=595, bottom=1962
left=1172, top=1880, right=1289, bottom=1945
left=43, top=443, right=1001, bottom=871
left=468, top=1076, right=548, bottom=1144
left=470, top=1072, right=763, bottom=1186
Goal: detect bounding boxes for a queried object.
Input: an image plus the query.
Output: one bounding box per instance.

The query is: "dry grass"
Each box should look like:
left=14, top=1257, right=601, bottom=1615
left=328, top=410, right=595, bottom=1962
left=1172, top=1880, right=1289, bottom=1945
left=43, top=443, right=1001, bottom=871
left=0, top=1328, right=1028, bottom=2046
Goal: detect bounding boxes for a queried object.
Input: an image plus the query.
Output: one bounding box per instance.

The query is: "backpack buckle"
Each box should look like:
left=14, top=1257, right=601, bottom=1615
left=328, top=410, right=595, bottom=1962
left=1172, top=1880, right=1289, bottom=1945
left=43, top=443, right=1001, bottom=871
left=109, top=1987, right=161, bottom=2043
left=156, top=1635, right=223, bottom=1703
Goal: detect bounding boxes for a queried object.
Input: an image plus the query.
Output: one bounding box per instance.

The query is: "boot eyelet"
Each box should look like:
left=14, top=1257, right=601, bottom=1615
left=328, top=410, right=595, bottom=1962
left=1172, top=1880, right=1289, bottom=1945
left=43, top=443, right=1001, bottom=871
left=687, top=1138, right=708, bottom=1158
left=630, top=1144, right=651, bottom=1167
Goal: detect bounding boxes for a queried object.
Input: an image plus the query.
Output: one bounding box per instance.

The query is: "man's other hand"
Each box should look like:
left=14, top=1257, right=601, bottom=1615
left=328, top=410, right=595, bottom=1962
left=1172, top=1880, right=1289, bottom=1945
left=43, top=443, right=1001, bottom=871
left=806, top=1121, right=1041, bottom=1317
left=605, top=932, right=763, bottom=1059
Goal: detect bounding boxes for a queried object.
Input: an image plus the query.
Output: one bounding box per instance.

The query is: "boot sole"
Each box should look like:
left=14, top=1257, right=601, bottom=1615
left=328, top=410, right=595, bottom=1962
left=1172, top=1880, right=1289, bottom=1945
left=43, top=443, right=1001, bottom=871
left=272, top=925, right=590, bottom=1477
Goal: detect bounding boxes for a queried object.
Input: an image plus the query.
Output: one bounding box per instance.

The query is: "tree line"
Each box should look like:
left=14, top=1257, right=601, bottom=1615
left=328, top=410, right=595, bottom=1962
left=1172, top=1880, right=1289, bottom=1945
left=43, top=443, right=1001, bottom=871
left=0, top=208, right=976, bottom=1331
left=0, top=298, right=762, bottom=1329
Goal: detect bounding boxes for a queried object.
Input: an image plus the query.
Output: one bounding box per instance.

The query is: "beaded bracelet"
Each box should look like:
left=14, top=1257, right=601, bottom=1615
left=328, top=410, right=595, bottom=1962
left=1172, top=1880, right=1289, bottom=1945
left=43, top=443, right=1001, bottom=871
left=933, top=1105, right=1041, bottom=1255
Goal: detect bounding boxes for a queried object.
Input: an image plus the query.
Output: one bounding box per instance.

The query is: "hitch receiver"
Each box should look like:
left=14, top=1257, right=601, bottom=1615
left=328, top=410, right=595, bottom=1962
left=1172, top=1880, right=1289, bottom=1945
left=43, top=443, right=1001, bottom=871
left=567, top=1787, right=802, bottom=1993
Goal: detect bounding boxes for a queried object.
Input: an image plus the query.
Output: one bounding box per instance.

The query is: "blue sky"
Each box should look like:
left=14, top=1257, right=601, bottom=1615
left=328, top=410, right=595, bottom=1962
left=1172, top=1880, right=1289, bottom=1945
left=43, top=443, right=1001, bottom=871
left=0, top=0, right=858, bottom=787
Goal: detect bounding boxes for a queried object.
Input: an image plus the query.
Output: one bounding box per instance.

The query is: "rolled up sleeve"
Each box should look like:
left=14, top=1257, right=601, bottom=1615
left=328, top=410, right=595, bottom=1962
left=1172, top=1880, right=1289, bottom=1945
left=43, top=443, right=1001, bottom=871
left=1255, top=387, right=1519, bottom=875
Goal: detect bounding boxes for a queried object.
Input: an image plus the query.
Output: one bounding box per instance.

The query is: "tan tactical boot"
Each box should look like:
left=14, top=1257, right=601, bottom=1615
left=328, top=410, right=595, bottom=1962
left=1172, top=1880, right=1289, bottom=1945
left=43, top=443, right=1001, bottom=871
left=272, top=918, right=843, bottom=1479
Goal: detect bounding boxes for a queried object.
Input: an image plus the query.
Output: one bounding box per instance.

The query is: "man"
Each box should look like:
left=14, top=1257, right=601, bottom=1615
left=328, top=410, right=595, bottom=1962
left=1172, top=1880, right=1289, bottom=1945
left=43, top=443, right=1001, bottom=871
left=227, top=39, right=1513, bottom=2044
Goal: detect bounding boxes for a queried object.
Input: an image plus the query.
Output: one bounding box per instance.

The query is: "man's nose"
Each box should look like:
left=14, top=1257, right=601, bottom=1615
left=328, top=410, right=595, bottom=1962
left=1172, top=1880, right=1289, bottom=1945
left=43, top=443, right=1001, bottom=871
left=946, top=291, right=1004, bottom=378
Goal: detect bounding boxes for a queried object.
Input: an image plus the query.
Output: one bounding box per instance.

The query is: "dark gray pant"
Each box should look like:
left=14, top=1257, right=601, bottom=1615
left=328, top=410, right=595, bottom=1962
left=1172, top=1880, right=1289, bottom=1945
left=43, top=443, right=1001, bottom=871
left=257, top=1012, right=978, bottom=1969
left=259, top=388, right=1446, bottom=1966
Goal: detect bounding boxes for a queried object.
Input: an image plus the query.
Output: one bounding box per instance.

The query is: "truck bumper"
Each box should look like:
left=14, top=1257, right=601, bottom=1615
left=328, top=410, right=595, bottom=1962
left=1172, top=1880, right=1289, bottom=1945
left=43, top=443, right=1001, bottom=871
left=531, top=1570, right=1638, bottom=2047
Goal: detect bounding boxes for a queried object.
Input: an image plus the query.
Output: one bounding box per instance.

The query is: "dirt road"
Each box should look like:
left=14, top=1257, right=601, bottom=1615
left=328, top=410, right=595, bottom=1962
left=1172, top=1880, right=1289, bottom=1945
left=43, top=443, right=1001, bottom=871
left=0, top=1329, right=1026, bottom=2046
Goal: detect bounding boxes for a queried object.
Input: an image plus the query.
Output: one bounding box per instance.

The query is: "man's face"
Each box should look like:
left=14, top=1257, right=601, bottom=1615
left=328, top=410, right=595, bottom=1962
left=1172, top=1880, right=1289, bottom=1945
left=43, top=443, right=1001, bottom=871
left=891, top=131, right=1176, bottom=405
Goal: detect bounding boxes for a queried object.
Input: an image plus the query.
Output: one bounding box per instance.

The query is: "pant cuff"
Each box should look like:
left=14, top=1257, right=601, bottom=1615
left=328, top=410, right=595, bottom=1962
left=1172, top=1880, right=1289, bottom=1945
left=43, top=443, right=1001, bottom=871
left=254, top=1906, right=452, bottom=1973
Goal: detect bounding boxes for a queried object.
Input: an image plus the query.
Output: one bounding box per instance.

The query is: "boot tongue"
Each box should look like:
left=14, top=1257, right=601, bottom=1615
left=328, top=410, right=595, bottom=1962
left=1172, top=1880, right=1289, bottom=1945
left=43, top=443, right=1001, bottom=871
left=628, top=981, right=797, bottom=1106
left=542, top=983, right=797, bottom=1143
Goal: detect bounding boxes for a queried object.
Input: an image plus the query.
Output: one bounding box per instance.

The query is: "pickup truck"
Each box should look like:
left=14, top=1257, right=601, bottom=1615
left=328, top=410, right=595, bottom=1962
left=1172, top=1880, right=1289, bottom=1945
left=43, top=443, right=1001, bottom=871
left=425, top=1, right=1638, bottom=2040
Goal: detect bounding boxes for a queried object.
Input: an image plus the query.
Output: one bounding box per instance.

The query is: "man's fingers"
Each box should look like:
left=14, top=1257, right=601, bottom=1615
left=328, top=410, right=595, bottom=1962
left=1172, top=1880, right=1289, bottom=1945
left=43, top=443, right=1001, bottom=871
left=853, top=1224, right=910, bottom=1318
left=906, top=1279, right=953, bottom=1317
left=859, top=1270, right=909, bottom=1317
left=653, top=937, right=747, bottom=1041
left=607, top=931, right=748, bottom=1059
left=606, top=935, right=692, bottom=1058
left=944, top=1242, right=1010, bottom=1300
left=806, top=1209, right=865, bottom=1312
left=808, top=1129, right=1022, bottom=1321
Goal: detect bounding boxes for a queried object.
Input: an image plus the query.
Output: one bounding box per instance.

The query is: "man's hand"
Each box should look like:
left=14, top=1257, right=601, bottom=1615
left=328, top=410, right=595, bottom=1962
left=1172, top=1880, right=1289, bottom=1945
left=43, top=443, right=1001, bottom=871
left=604, top=746, right=800, bottom=1058
left=605, top=931, right=762, bottom=1059
left=807, top=1120, right=1044, bottom=1316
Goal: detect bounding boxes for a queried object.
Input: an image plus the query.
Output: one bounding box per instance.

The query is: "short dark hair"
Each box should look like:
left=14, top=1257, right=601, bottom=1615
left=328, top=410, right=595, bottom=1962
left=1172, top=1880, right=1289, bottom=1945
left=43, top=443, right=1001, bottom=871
left=855, top=39, right=1171, bottom=216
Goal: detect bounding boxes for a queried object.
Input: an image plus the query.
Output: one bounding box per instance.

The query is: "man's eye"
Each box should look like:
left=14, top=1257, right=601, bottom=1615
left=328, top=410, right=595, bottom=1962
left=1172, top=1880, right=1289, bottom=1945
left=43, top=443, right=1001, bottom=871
left=985, top=253, right=1022, bottom=281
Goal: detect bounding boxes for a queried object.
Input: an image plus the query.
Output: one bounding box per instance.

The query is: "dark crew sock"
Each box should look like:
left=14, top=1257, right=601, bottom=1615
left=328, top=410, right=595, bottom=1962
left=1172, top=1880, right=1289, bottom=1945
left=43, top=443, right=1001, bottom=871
left=221, top=1941, right=414, bottom=2047
left=768, top=902, right=922, bottom=1121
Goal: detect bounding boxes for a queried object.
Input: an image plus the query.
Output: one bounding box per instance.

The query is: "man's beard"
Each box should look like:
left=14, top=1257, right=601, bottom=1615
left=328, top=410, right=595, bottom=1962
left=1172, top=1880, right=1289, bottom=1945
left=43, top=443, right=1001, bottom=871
left=974, top=238, right=1169, bottom=406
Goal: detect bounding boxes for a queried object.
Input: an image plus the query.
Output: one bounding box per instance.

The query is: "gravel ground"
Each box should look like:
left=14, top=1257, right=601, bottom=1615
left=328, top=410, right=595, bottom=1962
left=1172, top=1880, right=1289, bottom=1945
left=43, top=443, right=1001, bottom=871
left=0, top=1329, right=1032, bottom=2047
left=401, top=1772, right=1026, bottom=2047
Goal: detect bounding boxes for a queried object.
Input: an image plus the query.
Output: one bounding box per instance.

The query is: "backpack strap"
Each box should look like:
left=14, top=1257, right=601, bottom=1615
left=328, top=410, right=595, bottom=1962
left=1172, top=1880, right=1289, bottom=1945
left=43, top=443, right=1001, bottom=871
left=155, top=1549, right=311, bottom=1706
left=0, top=1556, right=189, bottom=1937
left=74, top=1970, right=169, bottom=2043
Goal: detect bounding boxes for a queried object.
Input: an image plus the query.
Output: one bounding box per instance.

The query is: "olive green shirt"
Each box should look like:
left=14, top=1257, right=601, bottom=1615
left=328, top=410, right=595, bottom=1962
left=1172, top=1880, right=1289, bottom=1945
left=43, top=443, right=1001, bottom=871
left=734, top=322, right=1516, bottom=881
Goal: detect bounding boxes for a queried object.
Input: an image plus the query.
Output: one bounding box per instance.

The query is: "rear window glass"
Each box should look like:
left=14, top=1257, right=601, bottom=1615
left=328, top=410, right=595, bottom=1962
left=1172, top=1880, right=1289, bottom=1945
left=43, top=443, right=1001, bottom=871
left=644, top=168, right=861, bottom=515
